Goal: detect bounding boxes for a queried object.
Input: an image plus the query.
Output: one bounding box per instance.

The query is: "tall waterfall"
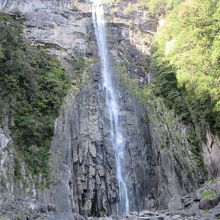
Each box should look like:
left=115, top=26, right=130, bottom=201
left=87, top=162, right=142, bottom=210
left=91, top=0, right=130, bottom=215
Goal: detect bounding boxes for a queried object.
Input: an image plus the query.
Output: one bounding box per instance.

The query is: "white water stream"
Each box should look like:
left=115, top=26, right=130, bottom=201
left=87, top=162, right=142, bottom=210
left=91, top=0, right=129, bottom=214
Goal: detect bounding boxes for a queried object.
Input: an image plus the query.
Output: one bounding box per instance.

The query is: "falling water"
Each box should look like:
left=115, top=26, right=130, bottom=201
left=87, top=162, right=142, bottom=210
left=91, top=0, right=129, bottom=215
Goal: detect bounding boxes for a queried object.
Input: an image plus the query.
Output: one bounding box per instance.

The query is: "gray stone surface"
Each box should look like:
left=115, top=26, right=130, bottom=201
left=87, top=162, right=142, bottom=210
left=203, top=129, right=220, bottom=177
left=0, top=0, right=220, bottom=220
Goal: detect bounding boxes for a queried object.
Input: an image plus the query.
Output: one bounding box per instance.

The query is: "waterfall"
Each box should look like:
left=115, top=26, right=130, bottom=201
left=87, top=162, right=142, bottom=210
left=91, top=0, right=130, bottom=215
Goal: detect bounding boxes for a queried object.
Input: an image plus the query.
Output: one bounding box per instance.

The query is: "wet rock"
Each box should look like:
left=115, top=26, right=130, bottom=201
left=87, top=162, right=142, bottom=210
left=202, top=129, right=220, bottom=177
left=39, top=206, right=47, bottom=213
left=1, top=0, right=220, bottom=219
left=89, top=144, right=97, bottom=158
left=181, top=195, right=194, bottom=208
left=47, top=204, right=56, bottom=212
left=199, top=194, right=220, bottom=210
left=49, top=212, right=86, bottom=220
left=140, top=210, right=155, bottom=216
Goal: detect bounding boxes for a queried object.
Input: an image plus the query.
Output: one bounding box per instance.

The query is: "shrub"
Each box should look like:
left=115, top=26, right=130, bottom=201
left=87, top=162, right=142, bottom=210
left=0, top=13, right=69, bottom=182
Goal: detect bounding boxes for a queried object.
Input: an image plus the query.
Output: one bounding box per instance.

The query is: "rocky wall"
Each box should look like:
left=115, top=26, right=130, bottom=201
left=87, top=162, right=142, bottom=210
left=0, top=1, right=220, bottom=220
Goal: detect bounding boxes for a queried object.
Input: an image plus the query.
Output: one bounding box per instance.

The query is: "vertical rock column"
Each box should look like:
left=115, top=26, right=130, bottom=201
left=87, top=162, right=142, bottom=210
left=50, top=62, right=119, bottom=216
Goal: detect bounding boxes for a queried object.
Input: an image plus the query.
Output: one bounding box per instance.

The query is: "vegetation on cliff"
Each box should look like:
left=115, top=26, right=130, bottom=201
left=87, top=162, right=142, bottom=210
left=137, top=0, right=183, bottom=15
left=116, top=0, right=219, bottom=172
left=153, top=0, right=220, bottom=136
left=0, top=13, right=69, bottom=181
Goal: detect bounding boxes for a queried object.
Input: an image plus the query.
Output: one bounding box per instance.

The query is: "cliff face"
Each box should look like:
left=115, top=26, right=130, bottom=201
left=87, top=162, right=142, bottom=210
left=0, top=1, right=91, bottom=219
left=0, top=0, right=220, bottom=220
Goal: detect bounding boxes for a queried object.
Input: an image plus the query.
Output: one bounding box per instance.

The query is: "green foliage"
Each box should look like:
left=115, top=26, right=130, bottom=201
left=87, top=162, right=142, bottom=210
left=137, top=0, right=183, bottom=15
left=14, top=157, right=21, bottom=179
left=102, top=0, right=115, bottom=3
left=0, top=13, right=69, bottom=182
left=151, top=0, right=220, bottom=171
left=186, top=126, right=206, bottom=172
left=201, top=189, right=216, bottom=200
left=115, top=61, right=151, bottom=103
left=116, top=60, right=206, bottom=171
left=153, top=0, right=220, bottom=135
left=72, top=5, right=79, bottom=11
left=124, top=3, right=134, bottom=14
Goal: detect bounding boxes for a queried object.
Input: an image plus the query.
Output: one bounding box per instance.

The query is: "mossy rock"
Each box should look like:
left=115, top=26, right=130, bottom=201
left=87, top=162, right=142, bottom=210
left=201, top=189, right=217, bottom=200
left=0, top=13, right=70, bottom=184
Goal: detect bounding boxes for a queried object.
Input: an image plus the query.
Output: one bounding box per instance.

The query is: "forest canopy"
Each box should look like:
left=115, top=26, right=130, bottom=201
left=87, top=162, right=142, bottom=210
left=153, top=0, right=220, bottom=134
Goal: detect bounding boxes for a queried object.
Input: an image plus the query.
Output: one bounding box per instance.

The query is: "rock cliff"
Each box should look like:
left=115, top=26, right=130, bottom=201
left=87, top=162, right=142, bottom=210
left=0, top=0, right=220, bottom=220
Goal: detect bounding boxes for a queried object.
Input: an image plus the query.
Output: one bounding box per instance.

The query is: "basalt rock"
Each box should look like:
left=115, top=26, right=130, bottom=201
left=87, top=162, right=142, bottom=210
left=0, top=0, right=220, bottom=219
